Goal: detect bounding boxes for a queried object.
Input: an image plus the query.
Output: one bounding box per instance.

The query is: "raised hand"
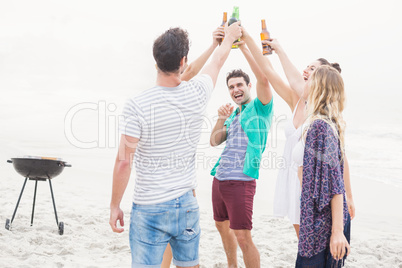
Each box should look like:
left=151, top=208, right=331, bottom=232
left=214, top=26, right=225, bottom=46
left=263, top=38, right=283, bottom=54
left=225, top=21, right=242, bottom=42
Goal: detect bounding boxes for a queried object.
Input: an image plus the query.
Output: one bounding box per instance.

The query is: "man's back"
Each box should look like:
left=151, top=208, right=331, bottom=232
left=120, top=75, right=213, bottom=205
left=110, top=24, right=242, bottom=267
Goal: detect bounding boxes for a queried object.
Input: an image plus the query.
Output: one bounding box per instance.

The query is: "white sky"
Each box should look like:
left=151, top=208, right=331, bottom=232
left=0, top=0, right=401, bottom=136
left=1, top=0, right=401, bottom=88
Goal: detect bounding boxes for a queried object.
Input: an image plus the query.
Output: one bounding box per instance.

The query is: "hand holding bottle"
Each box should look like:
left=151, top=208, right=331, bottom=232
left=224, top=21, right=242, bottom=44
left=263, top=38, right=283, bottom=54
left=235, top=40, right=246, bottom=49
left=244, top=24, right=252, bottom=37
left=213, top=26, right=225, bottom=47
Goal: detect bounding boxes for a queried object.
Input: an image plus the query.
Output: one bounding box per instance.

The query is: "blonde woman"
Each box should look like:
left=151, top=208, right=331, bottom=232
left=293, top=65, right=350, bottom=267
left=241, top=27, right=354, bottom=238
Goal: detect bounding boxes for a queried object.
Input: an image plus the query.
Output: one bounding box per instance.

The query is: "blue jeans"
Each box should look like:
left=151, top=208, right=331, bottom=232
left=295, top=214, right=351, bottom=268
left=129, top=190, right=200, bottom=267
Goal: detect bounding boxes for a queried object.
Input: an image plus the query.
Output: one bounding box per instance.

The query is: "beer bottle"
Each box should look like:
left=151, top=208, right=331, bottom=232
left=228, top=6, right=240, bottom=49
left=260, top=19, right=272, bottom=55
left=218, top=12, right=227, bottom=45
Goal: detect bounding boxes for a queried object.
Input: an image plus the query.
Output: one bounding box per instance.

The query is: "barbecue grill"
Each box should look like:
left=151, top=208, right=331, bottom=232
left=5, top=156, right=71, bottom=235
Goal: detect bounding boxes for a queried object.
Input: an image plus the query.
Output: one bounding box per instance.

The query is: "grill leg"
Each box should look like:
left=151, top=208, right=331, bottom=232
left=9, top=177, right=29, bottom=224
left=30, top=180, right=39, bottom=226
left=48, top=179, right=59, bottom=225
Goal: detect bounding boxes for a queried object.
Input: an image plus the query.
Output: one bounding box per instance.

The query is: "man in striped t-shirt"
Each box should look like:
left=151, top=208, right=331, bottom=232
left=109, top=23, right=242, bottom=267
left=209, top=36, right=274, bottom=267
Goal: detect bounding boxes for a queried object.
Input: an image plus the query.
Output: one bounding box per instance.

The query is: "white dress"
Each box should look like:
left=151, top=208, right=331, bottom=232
left=273, top=101, right=302, bottom=225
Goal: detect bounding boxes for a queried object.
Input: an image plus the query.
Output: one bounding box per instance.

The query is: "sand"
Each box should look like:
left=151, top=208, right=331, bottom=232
left=1, top=135, right=402, bottom=267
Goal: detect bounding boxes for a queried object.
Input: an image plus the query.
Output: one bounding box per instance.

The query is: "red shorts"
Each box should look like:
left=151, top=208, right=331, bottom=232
left=212, top=177, right=256, bottom=230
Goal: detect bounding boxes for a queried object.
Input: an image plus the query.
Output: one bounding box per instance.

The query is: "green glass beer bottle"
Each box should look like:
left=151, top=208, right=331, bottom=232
left=228, top=6, right=240, bottom=49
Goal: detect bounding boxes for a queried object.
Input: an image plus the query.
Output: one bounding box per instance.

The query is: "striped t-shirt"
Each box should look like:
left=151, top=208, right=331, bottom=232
left=215, top=114, right=254, bottom=181
left=119, top=74, right=213, bottom=205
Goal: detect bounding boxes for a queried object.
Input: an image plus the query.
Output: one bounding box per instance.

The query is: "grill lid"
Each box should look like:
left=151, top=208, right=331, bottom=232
left=18, top=155, right=63, bottom=161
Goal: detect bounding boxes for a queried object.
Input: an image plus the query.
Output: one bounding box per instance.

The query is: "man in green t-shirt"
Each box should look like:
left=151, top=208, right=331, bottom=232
left=209, top=41, right=273, bottom=267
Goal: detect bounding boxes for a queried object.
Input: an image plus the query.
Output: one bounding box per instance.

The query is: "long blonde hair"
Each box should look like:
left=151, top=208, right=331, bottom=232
left=305, top=65, right=346, bottom=158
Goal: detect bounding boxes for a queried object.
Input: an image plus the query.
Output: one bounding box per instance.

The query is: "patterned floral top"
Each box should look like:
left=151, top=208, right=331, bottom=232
left=298, top=119, right=349, bottom=258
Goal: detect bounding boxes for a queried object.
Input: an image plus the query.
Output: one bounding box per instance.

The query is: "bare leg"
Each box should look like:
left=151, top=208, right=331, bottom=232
left=233, top=229, right=260, bottom=268
left=293, top=224, right=300, bottom=239
left=215, top=220, right=238, bottom=267
left=162, top=243, right=172, bottom=268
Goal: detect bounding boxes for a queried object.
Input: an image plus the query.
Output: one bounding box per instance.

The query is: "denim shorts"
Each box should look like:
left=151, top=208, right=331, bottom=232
left=129, top=190, right=200, bottom=268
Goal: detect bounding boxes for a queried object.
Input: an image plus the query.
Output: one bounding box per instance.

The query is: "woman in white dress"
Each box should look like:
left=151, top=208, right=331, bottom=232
left=242, top=29, right=355, bottom=238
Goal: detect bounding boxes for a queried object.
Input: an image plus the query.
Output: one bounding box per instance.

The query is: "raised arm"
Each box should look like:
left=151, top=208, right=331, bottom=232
left=201, top=21, right=242, bottom=87
left=267, top=39, right=305, bottom=98
left=181, top=27, right=223, bottom=81
left=238, top=42, right=272, bottom=105
left=241, top=27, right=298, bottom=110
left=109, top=134, right=138, bottom=233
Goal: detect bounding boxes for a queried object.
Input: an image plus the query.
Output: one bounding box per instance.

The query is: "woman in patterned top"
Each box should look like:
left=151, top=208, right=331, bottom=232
left=295, top=65, right=351, bottom=267
left=246, top=34, right=355, bottom=239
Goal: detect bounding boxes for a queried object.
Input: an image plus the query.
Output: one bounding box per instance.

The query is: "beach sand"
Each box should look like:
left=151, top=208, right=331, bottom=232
left=1, top=134, right=402, bottom=267
left=1, top=87, right=402, bottom=267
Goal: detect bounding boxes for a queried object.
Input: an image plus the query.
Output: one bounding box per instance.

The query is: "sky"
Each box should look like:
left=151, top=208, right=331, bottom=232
left=1, top=0, right=401, bottom=94
left=0, top=0, right=401, bottom=153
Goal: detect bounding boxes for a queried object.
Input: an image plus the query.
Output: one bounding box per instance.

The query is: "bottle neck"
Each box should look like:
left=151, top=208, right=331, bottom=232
left=261, top=19, right=267, bottom=30
left=222, top=12, right=227, bottom=24
left=231, top=7, right=239, bottom=19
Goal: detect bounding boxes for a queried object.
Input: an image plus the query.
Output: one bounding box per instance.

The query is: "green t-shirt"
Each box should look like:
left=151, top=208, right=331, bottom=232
left=210, top=97, right=274, bottom=179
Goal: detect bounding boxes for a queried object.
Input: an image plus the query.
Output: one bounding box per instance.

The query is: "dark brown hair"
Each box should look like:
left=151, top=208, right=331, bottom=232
left=226, top=69, right=250, bottom=86
left=153, top=28, right=190, bottom=73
